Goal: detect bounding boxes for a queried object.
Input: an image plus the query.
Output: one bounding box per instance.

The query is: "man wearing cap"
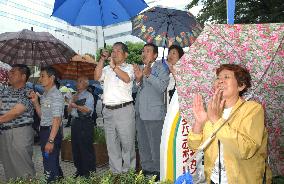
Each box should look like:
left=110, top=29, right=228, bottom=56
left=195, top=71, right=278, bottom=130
left=0, top=64, right=35, bottom=180
left=94, top=42, right=136, bottom=173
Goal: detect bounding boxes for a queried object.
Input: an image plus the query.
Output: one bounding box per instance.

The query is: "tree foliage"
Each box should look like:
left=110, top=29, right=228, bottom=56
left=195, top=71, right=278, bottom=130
left=125, top=41, right=144, bottom=65
left=187, top=0, right=284, bottom=25
left=95, top=41, right=145, bottom=65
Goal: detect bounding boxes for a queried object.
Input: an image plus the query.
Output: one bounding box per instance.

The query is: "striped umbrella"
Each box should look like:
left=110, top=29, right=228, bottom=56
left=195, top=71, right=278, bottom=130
left=53, top=54, right=96, bottom=80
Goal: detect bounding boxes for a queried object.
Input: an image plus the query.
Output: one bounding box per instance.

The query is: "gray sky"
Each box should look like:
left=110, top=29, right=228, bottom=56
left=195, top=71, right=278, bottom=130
left=145, top=0, right=202, bottom=16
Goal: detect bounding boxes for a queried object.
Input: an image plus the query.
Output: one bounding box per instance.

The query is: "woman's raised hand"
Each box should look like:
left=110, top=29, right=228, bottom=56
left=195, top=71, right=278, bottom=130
left=207, top=88, right=225, bottom=123
left=192, top=93, right=207, bottom=133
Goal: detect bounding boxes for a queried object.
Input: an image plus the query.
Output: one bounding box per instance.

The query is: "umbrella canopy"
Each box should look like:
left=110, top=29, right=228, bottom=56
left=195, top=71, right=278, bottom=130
left=59, top=79, right=103, bottom=96
left=131, top=6, right=203, bottom=48
left=0, top=61, right=11, bottom=85
left=53, top=55, right=96, bottom=80
left=26, top=82, right=44, bottom=94
left=59, top=86, right=75, bottom=93
left=52, top=0, right=148, bottom=26
left=88, top=83, right=103, bottom=96
left=0, top=29, right=76, bottom=67
left=175, top=23, right=284, bottom=175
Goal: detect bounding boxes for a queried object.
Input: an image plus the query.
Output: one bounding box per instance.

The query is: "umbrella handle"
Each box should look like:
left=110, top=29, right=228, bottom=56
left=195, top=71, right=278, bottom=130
left=162, top=21, right=170, bottom=61
left=186, top=133, right=215, bottom=164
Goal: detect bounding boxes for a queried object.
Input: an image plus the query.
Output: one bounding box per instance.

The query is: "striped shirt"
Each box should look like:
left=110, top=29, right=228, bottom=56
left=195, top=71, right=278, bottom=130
left=40, top=86, right=64, bottom=126
left=0, top=86, right=33, bottom=127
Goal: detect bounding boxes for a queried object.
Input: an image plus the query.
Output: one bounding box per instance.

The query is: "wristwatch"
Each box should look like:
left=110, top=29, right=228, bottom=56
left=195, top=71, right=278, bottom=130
left=48, top=139, right=54, bottom=144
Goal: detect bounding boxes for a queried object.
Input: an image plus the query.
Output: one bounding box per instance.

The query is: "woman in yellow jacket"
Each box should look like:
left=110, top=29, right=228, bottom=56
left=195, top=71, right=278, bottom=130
left=188, top=64, right=271, bottom=184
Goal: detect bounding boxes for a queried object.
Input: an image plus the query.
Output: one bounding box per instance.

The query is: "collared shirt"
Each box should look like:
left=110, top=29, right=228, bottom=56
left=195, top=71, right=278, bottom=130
left=100, top=63, right=134, bottom=105
left=71, top=90, right=94, bottom=117
left=0, top=86, right=33, bottom=127
left=40, top=86, right=64, bottom=126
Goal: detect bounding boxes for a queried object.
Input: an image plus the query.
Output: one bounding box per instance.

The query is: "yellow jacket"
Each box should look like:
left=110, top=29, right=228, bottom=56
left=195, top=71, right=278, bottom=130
left=188, top=98, right=272, bottom=184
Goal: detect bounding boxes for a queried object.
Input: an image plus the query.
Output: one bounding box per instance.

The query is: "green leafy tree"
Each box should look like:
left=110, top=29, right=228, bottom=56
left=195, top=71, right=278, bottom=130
left=95, top=41, right=145, bottom=65
left=125, top=41, right=144, bottom=65
left=187, top=0, right=284, bottom=25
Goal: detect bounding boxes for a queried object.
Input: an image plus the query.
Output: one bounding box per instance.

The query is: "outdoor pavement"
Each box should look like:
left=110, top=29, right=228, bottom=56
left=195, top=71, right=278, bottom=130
left=0, top=113, right=107, bottom=182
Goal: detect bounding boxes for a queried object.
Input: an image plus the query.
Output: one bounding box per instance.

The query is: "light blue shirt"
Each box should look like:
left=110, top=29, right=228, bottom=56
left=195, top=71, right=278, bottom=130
left=40, top=86, right=64, bottom=126
left=71, top=90, right=94, bottom=117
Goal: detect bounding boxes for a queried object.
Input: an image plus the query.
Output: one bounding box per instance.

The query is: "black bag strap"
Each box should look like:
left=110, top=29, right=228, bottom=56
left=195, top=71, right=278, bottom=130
left=218, top=140, right=221, bottom=184
left=262, top=159, right=267, bottom=184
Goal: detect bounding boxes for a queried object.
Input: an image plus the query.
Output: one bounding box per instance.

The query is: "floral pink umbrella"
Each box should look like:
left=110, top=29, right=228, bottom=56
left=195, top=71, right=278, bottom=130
left=176, top=23, right=284, bottom=176
left=0, top=61, right=11, bottom=86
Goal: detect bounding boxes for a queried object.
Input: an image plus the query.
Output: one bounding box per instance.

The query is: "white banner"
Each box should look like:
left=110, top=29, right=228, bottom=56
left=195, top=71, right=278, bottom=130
left=161, top=91, right=205, bottom=183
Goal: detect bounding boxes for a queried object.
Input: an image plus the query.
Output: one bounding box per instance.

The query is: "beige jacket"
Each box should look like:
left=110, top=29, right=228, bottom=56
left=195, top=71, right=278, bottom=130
left=188, top=98, right=272, bottom=184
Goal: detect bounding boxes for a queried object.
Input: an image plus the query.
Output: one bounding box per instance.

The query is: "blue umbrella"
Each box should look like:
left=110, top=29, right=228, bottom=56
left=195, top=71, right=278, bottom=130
left=26, top=82, right=44, bottom=94
left=52, top=0, right=148, bottom=46
left=89, top=83, right=103, bottom=96
left=52, top=0, right=148, bottom=26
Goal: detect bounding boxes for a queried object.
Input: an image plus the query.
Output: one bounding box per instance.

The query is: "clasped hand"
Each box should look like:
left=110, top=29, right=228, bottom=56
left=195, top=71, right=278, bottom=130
left=192, top=88, right=225, bottom=132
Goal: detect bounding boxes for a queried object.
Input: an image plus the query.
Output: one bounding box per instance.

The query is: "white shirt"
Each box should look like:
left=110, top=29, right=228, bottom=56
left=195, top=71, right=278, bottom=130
left=100, top=63, right=134, bottom=105
left=210, top=107, right=232, bottom=184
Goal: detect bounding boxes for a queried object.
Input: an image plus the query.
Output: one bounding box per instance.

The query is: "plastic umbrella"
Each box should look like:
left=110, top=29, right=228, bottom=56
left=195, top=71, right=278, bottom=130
left=0, top=29, right=76, bottom=67
left=175, top=23, right=284, bottom=176
left=52, top=0, right=148, bottom=46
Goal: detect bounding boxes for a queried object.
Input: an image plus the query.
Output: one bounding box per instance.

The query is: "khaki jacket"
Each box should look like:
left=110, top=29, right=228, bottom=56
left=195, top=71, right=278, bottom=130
left=188, top=98, right=272, bottom=184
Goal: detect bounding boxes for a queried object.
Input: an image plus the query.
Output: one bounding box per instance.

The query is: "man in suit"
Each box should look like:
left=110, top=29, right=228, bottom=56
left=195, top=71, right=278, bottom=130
left=134, top=43, right=170, bottom=180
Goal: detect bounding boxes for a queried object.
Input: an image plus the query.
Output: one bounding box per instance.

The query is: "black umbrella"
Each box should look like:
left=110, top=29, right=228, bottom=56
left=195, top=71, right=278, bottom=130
left=0, top=29, right=76, bottom=67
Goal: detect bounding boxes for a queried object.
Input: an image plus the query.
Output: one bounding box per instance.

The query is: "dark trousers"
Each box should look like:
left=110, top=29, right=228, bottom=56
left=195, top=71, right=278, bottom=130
left=40, top=127, right=63, bottom=183
left=71, top=117, right=96, bottom=176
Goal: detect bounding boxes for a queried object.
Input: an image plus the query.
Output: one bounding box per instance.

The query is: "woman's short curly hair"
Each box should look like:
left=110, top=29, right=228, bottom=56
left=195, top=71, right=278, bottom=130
left=216, top=64, right=251, bottom=96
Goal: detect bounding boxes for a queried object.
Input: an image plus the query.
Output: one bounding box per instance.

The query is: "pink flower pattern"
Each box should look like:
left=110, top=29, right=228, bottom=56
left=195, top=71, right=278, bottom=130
left=0, top=62, right=10, bottom=86
left=176, top=23, right=284, bottom=176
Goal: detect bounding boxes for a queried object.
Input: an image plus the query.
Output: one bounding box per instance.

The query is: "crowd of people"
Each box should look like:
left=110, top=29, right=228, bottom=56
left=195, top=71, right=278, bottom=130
left=0, top=41, right=271, bottom=183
